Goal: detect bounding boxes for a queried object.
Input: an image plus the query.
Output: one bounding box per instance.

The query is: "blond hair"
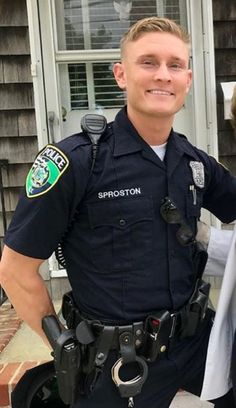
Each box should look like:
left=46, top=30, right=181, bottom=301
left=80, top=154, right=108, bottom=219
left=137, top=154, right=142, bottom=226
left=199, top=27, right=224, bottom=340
left=231, top=86, right=236, bottom=129
left=120, top=17, right=190, bottom=58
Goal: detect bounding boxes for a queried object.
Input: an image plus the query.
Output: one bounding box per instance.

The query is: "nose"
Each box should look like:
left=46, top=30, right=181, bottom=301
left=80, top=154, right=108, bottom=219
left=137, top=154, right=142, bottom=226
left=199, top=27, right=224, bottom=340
left=153, top=63, right=171, bottom=82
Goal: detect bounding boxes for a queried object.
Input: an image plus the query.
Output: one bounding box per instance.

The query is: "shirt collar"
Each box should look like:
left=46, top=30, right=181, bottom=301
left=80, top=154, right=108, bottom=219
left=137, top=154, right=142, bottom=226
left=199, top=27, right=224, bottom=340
left=167, top=129, right=201, bottom=161
left=112, top=107, right=200, bottom=162
left=112, top=107, right=144, bottom=157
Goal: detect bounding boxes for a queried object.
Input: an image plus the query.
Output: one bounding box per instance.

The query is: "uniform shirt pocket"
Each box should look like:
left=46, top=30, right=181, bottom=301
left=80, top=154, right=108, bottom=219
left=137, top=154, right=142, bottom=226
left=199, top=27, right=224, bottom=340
left=88, top=197, right=154, bottom=272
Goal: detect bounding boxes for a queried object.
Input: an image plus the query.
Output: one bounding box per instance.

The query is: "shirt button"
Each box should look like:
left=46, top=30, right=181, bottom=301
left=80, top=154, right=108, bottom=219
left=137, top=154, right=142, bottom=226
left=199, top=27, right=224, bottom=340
left=119, top=219, right=126, bottom=226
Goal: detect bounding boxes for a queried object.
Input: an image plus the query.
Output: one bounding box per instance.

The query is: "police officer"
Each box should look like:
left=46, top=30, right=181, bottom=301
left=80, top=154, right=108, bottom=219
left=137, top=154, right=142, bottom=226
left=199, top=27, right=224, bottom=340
left=1, top=17, right=236, bottom=408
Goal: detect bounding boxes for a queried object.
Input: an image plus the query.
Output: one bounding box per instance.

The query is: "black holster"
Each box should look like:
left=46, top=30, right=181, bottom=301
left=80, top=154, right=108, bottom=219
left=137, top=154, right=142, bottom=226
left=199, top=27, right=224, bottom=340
left=180, top=278, right=210, bottom=338
left=42, top=315, right=81, bottom=405
left=178, top=240, right=210, bottom=338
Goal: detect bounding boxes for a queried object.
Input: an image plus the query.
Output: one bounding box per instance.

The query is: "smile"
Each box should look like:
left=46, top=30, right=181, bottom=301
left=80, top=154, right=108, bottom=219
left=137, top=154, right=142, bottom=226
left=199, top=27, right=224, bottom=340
left=147, top=90, right=174, bottom=95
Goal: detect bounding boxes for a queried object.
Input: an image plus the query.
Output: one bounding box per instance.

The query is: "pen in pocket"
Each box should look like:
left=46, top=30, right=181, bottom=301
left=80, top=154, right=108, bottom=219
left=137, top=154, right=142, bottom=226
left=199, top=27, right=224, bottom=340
left=189, top=185, right=197, bottom=205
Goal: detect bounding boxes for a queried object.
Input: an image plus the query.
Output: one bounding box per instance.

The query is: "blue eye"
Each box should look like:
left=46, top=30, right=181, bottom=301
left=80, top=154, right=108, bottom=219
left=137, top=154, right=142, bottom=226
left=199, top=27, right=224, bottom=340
left=141, top=60, right=155, bottom=68
left=169, top=64, right=184, bottom=71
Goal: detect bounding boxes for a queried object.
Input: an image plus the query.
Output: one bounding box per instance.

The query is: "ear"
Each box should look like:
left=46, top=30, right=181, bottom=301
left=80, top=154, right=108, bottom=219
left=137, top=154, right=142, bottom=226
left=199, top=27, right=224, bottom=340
left=113, top=62, right=127, bottom=90
left=186, top=69, right=192, bottom=93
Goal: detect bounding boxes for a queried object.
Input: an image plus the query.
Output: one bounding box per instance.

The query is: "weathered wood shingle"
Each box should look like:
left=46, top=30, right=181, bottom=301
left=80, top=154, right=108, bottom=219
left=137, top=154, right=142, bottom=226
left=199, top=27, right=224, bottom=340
left=0, top=27, right=30, bottom=55
left=0, top=0, right=28, bottom=27
left=0, top=56, right=32, bottom=83
left=0, top=111, right=36, bottom=137
left=215, top=50, right=236, bottom=76
left=213, top=2, right=236, bottom=20
left=1, top=163, right=32, bottom=187
left=1, top=138, right=38, bottom=164
left=0, top=84, right=34, bottom=110
left=214, top=21, right=236, bottom=49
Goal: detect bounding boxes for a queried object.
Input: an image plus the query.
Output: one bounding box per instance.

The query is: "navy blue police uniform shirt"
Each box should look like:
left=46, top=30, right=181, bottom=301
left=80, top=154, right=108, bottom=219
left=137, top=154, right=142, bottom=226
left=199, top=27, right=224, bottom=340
left=4, top=108, right=236, bottom=323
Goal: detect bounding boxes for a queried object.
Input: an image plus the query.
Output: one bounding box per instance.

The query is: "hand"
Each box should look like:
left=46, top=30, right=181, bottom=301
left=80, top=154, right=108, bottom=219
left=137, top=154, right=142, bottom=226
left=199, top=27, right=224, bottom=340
left=196, top=220, right=211, bottom=250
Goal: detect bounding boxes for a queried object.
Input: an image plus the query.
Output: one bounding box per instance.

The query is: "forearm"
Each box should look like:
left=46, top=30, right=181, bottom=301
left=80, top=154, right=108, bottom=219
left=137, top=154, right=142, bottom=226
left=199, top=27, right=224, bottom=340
left=2, top=273, right=55, bottom=341
left=0, top=246, right=56, bottom=346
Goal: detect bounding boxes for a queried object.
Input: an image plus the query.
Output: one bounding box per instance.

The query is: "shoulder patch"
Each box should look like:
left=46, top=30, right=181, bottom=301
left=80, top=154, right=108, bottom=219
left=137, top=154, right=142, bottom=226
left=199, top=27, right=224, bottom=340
left=26, top=145, right=69, bottom=198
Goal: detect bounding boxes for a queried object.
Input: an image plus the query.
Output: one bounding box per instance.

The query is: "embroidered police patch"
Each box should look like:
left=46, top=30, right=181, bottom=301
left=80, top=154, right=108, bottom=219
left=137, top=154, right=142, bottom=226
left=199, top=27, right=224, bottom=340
left=26, top=145, right=69, bottom=198
left=189, top=161, right=205, bottom=189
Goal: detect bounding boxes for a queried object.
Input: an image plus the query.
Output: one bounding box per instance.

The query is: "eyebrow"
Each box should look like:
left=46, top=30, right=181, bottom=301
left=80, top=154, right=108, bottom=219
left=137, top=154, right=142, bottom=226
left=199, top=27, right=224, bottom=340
left=137, top=54, right=186, bottom=61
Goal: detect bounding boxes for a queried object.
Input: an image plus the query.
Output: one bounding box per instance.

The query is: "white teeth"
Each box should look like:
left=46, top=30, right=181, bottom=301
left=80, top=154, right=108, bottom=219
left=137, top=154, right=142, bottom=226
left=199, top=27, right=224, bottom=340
left=148, top=90, right=172, bottom=95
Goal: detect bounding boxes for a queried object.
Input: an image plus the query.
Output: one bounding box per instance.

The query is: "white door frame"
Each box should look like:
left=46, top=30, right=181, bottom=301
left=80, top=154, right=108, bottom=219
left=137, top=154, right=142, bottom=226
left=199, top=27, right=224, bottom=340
left=187, top=0, right=218, bottom=158
left=27, top=0, right=49, bottom=149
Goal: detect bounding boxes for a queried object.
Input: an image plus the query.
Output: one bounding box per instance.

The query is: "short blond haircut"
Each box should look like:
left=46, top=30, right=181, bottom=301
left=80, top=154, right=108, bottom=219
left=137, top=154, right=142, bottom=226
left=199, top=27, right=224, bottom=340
left=120, top=17, right=190, bottom=58
left=231, top=86, right=236, bottom=129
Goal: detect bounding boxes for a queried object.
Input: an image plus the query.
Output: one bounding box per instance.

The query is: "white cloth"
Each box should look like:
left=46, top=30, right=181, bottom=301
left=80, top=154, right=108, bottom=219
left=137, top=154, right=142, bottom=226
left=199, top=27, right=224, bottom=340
left=201, top=225, right=236, bottom=400
left=204, top=226, right=233, bottom=277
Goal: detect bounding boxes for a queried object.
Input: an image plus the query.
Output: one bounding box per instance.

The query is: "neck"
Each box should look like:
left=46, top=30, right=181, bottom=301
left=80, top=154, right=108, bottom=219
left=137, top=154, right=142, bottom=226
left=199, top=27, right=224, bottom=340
left=127, top=107, right=173, bottom=145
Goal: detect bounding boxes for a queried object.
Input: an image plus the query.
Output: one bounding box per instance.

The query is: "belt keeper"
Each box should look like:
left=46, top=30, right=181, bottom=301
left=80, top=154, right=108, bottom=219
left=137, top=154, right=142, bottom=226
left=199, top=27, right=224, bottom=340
left=94, top=326, right=115, bottom=367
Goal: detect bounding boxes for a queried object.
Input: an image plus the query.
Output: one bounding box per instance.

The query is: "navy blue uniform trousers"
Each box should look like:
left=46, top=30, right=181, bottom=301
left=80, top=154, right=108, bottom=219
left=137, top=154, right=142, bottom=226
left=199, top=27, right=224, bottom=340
left=72, top=309, right=235, bottom=408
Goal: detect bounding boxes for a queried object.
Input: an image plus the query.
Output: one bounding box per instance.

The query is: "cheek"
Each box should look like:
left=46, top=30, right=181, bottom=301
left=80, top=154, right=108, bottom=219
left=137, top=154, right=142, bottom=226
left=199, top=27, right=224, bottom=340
left=126, top=69, right=148, bottom=84
left=123, top=70, right=149, bottom=94
left=126, top=82, right=143, bottom=97
left=176, top=81, right=190, bottom=96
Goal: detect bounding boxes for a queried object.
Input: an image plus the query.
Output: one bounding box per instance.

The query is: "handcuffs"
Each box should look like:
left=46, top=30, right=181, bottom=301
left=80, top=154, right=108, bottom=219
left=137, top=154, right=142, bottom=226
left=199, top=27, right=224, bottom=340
left=111, top=355, right=148, bottom=407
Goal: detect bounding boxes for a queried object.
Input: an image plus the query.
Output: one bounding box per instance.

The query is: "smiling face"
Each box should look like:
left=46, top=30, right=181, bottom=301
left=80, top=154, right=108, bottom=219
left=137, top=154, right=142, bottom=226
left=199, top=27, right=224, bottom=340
left=113, top=32, right=192, bottom=125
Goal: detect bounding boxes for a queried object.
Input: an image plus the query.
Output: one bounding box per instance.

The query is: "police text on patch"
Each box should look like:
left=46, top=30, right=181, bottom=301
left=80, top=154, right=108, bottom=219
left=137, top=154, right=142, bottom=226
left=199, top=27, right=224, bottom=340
left=43, top=146, right=67, bottom=170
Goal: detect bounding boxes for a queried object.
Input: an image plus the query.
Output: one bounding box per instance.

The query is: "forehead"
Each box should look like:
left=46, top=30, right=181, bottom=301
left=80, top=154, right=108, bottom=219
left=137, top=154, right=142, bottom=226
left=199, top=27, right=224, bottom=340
left=123, top=32, right=189, bottom=61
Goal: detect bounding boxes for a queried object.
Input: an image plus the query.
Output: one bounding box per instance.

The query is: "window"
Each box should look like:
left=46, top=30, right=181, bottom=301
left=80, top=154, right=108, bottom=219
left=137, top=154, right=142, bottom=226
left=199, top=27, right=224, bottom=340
left=55, top=0, right=187, bottom=112
left=68, top=62, right=125, bottom=110
left=57, top=0, right=185, bottom=51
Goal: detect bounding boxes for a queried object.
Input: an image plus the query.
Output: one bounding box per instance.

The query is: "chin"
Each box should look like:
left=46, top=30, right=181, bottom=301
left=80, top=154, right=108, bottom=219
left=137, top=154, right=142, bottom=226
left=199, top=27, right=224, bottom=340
left=147, top=109, right=173, bottom=117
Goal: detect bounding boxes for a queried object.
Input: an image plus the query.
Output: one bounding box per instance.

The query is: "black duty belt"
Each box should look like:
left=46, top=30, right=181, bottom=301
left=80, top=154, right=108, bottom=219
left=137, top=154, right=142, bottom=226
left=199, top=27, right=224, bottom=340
left=60, top=279, right=210, bottom=407
left=73, top=309, right=184, bottom=356
left=62, top=277, right=210, bottom=361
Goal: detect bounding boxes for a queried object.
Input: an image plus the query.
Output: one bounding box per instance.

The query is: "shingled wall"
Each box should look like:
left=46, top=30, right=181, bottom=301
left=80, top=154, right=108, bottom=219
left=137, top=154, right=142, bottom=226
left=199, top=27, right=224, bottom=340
left=0, top=0, right=37, bottom=248
left=213, top=0, right=236, bottom=172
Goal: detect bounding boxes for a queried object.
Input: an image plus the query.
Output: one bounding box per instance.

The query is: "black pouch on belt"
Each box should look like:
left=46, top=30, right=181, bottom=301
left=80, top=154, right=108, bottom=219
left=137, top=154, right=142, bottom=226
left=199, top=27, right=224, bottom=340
left=142, top=311, right=172, bottom=362
left=62, top=291, right=80, bottom=329
left=180, top=279, right=210, bottom=338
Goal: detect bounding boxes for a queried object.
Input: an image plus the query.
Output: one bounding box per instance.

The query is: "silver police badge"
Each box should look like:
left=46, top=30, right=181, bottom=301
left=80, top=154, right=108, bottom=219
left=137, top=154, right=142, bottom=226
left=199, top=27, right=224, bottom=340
left=189, top=161, right=205, bottom=189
